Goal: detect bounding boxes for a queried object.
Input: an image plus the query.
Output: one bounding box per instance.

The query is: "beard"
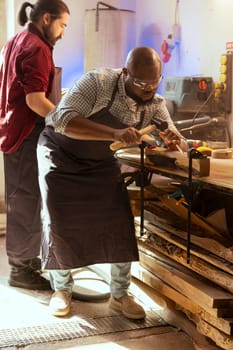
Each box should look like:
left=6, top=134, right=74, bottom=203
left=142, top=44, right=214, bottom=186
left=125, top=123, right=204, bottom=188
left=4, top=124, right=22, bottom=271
left=127, top=90, right=155, bottom=105
left=42, top=24, right=60, bottom=46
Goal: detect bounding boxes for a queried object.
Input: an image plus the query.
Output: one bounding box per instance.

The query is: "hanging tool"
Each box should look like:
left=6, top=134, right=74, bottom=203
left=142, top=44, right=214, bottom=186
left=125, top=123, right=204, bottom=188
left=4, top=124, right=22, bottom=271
left=161, top=0, right=181, bottom=63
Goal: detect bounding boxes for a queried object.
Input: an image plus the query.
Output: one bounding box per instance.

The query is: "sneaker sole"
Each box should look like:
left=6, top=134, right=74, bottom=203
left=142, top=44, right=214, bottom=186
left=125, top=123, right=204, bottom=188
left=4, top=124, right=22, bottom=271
left=8, top=280, right=51, bottom=290
left=109, top=299, right=146, bottom=320
left=50, top=307, right=70, bottom=317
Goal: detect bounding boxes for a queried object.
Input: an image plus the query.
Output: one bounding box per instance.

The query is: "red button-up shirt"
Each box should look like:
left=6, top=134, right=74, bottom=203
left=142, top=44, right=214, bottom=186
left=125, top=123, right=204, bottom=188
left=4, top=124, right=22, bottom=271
left=0, top=23, right=55, bottom=153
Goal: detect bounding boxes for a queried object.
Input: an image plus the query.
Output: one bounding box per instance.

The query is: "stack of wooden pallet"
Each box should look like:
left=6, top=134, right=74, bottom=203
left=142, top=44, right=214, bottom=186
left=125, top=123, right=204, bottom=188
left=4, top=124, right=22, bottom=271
left=129, top=182, right=233, bottom=350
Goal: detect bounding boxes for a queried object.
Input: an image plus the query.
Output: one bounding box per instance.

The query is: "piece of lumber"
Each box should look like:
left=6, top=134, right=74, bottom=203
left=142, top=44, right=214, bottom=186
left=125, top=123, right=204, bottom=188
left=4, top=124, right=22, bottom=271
left=138, top=248, right=233, bottom=309
left=197, top=319, right=233, bottom=350
left=130, top=181, right=224, bottom=239
left=145, top=148, right=210, bottom=177
left=143, top=209, right=233, bottom=262
left=135, top=217, right=233, bottom=277
left=131, top=263, right=233, bottom=335
left=160, top=194, right=224, bottom=239
left=137, top=230, right=233, bottom=295
left=110, top=124, right=156, bottom=151
left=141, top=188, right=225, bottom=240
left=132, top=266, right=223, bottom=350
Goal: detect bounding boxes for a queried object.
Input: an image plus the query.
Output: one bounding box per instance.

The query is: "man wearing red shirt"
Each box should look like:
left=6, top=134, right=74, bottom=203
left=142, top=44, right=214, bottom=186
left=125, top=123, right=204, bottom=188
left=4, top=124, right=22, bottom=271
left=0, top=0, right=69, bottom=289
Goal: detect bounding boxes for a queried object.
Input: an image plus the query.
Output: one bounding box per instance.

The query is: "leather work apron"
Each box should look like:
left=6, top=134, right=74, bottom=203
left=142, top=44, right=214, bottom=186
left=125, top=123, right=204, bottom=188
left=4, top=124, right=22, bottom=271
left=38, top=78, right=139, bottom=269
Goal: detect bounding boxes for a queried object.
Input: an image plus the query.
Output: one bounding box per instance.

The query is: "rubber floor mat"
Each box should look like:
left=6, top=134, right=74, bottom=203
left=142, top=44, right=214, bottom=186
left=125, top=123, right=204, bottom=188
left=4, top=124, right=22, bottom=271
left=0, top=310, right=166, bottom=347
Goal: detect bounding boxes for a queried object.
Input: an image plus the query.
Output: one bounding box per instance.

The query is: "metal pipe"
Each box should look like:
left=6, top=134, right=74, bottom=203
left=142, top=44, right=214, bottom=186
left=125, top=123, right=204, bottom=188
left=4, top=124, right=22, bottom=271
left=95, top=2, right=119, bottom=32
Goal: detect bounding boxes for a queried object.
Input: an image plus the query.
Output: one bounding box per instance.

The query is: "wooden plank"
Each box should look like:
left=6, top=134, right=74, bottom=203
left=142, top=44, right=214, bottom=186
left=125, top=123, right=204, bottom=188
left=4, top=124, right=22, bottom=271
left=132, top=264, right=233, bottom=335
left=197, top=319, right=233, bottom=350
left=159, top=195, right=224, bottom=239
left=138, top=248, right=233, bottom=309
left=135, top=217, right=233, bottom=277
left=132, top=272, right=222, bottom=350
left=135, top=221, right=233, bottom=296
left=137, top=232, right=233, bottom=295
left=145, top=148, right=210, bottom=177
left=130, top=181, right=225, bottom=239
left=145, top=197, right=226, bottom=241
left=143, top=209, right=233, bottom=263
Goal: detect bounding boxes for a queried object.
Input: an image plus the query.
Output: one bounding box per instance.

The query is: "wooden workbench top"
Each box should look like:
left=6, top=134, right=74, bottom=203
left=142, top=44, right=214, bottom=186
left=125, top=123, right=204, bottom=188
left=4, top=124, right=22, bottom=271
left=116, top=147, right=233, bottom=194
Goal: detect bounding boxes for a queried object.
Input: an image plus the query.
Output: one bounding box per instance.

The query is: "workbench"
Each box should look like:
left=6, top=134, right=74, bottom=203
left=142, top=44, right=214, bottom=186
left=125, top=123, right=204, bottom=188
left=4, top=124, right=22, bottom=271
left=116, top=147, right=233, bottom=349
left=116, top=146, right=233, bottom=196
left=117, top=145, right=233, bottom=243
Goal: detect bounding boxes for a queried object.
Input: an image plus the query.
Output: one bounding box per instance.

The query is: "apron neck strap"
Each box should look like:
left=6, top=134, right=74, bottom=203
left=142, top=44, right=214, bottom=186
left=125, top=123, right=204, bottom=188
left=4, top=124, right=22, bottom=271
left=106, top=73, right=122, bottom=110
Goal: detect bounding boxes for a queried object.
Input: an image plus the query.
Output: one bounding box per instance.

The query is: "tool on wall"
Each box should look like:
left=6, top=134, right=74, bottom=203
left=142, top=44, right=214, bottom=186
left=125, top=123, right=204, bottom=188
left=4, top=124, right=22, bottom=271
left=161, top=0, right=181, bottom=63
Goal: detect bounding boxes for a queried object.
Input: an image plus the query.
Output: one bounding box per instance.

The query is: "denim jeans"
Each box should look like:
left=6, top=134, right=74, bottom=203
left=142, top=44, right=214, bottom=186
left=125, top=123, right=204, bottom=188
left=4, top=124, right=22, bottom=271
left=49, top=262, right=131, bottom=298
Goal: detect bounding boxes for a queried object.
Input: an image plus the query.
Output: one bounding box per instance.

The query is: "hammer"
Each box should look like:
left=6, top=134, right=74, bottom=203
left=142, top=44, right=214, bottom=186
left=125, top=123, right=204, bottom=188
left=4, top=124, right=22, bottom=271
left=110, top=119, right=168, bottom=151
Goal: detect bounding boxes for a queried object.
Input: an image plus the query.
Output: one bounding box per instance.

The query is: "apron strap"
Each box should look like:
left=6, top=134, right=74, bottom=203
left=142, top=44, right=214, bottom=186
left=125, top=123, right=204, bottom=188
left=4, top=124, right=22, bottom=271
left=105, top=73, right=122, bottom=110
left=106, top=72, right=145, bottom=130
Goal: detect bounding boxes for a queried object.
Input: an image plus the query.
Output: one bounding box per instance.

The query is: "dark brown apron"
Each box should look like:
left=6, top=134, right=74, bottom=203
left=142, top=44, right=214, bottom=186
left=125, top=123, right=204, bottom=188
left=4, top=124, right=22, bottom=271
left=38, top=76, right=139, bottom=269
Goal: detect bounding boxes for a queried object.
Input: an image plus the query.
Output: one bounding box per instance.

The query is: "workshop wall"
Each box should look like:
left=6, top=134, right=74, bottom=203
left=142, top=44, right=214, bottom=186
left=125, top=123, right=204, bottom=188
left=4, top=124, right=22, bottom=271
left=54, top=0, right=137, bottom=87
left=135, top=0, right=233, bottom=92
left=7, top=0, right=233, bottom=89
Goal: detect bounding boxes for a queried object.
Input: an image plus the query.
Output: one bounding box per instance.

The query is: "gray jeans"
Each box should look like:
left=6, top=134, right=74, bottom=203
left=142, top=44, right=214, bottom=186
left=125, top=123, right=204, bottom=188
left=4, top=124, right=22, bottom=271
left=49, top=262, right=131, bottom=299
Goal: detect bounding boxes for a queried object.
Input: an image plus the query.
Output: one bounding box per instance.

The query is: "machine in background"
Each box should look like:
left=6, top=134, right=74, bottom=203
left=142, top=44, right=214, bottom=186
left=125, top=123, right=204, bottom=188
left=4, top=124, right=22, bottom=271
left=163, top=76, right=229, bottom=148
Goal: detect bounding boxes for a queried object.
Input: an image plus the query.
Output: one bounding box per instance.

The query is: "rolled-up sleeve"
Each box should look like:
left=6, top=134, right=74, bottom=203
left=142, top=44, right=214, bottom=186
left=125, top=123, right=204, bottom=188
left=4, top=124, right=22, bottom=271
left=46, top=72, right=98, bottom=133
left=46, top=109, right=78, bottom=134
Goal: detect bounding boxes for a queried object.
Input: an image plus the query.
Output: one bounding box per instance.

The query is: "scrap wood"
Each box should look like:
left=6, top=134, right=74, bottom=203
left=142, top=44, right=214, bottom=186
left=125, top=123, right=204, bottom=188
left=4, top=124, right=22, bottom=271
left=132, top=264, right=233, bottom=336
left=160, top=194, right=223, bottom=239
left=137, top=218, right=233, bottom=276
left=137, top=231, right=233, bottom=294
left=132, top=265, right=223, bottom=350
left=142, top=209, right=233, bottom=262
left=197, top=319, right=233, bottom=350
left=143, top=199, right=226, bottom=243
left=138, top=248, right=233, bottom=309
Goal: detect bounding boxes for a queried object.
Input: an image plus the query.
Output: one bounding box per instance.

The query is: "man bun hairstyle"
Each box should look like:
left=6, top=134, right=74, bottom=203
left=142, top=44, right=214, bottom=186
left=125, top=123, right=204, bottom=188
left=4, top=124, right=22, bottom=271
left=18, top=0, right=70, bottom=26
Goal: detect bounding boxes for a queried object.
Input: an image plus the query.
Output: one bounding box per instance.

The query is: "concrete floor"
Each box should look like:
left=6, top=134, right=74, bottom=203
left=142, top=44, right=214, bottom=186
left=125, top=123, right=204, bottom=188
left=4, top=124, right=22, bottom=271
left=0, top=229, right=197, bottom=350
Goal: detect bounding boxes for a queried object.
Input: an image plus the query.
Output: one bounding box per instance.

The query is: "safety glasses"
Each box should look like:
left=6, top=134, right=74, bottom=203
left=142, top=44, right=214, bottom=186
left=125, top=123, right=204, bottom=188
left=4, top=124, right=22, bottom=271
left=128, top=73, right=163, bottom=90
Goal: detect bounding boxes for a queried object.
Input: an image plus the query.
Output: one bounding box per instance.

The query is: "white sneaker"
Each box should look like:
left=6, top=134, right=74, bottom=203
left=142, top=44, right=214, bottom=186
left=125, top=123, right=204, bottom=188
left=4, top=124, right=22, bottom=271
left=49, top=290, right=72, bottom=316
